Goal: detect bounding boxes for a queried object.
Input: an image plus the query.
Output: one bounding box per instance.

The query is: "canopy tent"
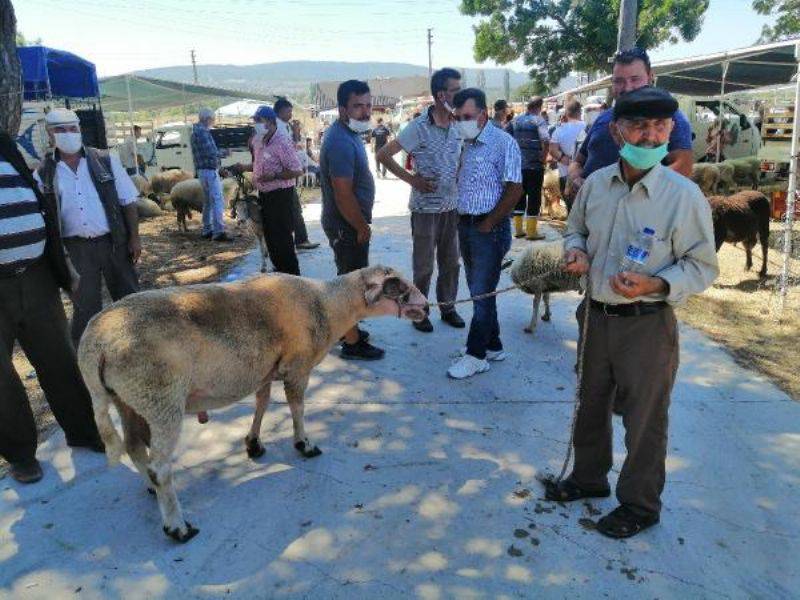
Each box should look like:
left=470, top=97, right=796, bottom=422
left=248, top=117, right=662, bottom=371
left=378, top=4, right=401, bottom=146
left=215, top=99, right=267, bottom=118
left=18, top=45, right=99, bottom=100
left=551, top=40, right=799, bottom=98
left=99, top=74, right=277, bottom=112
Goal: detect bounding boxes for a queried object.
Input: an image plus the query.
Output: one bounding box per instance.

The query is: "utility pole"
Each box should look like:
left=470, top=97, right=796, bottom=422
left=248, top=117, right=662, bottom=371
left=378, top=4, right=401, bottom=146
left=190, top=49, right=198, bottom=83
left=616, top=0, right=637, bottom=52
left=427, top=28, right=433, bottom=79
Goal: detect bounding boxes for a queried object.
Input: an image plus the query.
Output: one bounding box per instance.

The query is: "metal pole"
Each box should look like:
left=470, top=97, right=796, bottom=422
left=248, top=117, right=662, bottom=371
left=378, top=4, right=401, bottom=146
left=616, top=0, right=638, bottom=51
left=778, top=42, right=800, bottom=316
left=427, top=28, right=433, bottom=79
left=716, top=60, right=729, bottom=164
left=190, top=49, right=198, bottom=84
left=125, top=74, right=140, bottom=176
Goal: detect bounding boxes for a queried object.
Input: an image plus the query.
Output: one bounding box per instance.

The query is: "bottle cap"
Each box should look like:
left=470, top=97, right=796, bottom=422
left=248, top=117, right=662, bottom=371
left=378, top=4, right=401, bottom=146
left=643, top=227, right=655, bottom=235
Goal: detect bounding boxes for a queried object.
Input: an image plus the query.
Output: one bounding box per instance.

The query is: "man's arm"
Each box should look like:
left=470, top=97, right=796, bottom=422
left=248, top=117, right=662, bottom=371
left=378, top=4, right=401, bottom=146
left=376, top=139, right=434, bottom=192
left=665, top=149, right=693, bottom=177
left=330, top=178, right=370, bottom=244
left=665, top=111, right=695, bottom=176
left=122, top=203, right=141, bottom=263
left=109, top=154, right=142, bottom=262
left=479, top=182, right=523, bottom=232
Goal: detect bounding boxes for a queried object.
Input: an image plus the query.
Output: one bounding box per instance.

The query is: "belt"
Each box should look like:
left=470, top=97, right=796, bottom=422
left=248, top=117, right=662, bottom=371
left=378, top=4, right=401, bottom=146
left=63, top=233, right=111, bottom=242
left=459, top=213, right=490, bottom=225
left=590, top=299, right=668, bottom=317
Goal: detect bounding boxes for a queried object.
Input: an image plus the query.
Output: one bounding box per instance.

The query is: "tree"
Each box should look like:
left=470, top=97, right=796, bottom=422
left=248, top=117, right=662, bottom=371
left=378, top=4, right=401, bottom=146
left=753, top=1, right=800, bottom=42
left=15, top=31, right=42, bottom=46
left=460, top=0, right=710, bottom=94
left=1, top=0, right=22, bottom=135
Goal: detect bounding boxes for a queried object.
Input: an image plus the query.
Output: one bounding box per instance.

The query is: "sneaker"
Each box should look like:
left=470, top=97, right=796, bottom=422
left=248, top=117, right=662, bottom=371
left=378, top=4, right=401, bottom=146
left=447, top=354, right=490, bottom=379
left=412, top=317, right=434, bottom=333
left=453, top=347, right=509, bottom=362
left=10, top=458, right=43, bottom=484
left=440, top=311, right=465, bottom=328
left=341, top=339, right=385, bottom=361
left=200, top=231, right=213, bottom=240
left=213, top=233, right=234, bottom=242
left=295, top=241, right=320, bottom=250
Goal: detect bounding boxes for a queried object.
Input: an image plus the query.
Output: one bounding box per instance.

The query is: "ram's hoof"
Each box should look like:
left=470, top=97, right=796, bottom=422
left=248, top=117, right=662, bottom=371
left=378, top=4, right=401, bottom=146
left=541, top=314, right=551, bottom=322
left=295, top=440, right=322, bottom=458
left=163, top=521, right=199, bottom=543
left=245, top=437, right=266, bottom=459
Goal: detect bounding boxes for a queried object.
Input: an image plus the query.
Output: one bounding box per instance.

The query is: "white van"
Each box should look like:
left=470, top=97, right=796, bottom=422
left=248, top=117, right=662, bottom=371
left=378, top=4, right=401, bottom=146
left=146, top=123, right=254, bottom=177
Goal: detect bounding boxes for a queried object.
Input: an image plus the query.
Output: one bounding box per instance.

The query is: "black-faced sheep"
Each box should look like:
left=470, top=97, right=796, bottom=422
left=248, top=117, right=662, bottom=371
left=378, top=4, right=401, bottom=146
left=510, top=239, right=583, bottom=334
left=707, top=190, right=770, bottom=277
left=77, top=266, right=428, bottom=542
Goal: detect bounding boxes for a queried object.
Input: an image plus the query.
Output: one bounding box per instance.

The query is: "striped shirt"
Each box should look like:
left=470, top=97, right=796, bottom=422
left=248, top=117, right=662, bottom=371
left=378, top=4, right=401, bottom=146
left=0, top=159, right=46, bottom=274
left=456, top=122, right=522, bottom=215
left=397, top=107, right=462, bottom=213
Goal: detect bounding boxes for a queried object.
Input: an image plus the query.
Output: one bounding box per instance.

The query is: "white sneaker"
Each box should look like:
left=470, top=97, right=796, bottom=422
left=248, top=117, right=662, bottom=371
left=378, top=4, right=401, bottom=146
left=448, top=354, right=491, bottom=379
left=452, top=347, right=509, bottom=362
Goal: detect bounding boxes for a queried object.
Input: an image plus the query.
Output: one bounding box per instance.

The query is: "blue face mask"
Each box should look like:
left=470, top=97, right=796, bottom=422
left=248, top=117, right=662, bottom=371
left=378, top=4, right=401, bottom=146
left=617, top=129, right=668, bottom=170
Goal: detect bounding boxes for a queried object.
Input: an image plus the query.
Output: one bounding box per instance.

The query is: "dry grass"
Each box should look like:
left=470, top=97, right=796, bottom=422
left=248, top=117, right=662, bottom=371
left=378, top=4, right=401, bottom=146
left=10, top=211, right=256, bottom=445
left=676, top=221, right=800, bottom=401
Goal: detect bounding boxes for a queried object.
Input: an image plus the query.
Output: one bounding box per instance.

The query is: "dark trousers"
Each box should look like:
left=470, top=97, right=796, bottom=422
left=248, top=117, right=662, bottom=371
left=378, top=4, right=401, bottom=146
left=323, top=223, right=369, bottom=275
left=458, top=218, right=511, bottom=359
left=64, top=235, right=139, bottom=347
left=0, top=260, right=100, bottom=463
left=514, top=168, right=544, bottom=216
left=290, top=188, right=310, bottom=245
left=571, top=302, right=679, bottom=517
left=411, top=211, right=460, bottom=315
left=259, top=188, right=300, bottom=275
left=374, top=146, right=387, bottom=176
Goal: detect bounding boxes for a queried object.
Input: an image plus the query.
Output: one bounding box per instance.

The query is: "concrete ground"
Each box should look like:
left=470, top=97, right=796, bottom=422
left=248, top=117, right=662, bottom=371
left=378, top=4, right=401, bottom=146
left=1, top=156, right=798, bottom=599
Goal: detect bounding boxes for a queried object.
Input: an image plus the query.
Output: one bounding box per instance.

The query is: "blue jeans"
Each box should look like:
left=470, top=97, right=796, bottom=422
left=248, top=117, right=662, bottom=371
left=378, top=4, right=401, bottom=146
left=197, top=169, right=225, bottom=236
left=458, top=217, right=512, bottom=360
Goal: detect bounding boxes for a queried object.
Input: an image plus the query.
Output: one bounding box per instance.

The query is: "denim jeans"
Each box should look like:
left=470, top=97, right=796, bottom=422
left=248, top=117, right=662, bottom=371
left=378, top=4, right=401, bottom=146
left=197, top=169, right=225, bottom=236
left=458, top=217, right=512, bottom=359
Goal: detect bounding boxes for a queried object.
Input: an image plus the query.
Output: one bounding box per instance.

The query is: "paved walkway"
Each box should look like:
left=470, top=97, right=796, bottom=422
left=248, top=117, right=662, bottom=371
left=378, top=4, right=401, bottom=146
left=2, top=159, right=798, bottom=599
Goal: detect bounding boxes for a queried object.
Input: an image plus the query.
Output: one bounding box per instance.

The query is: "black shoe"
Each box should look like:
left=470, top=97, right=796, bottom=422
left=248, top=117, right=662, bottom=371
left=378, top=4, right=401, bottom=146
left=339, top=328, right=370, bottom=344
left=295, top=241, right=320, bottom=250
left=201, top=231, right=213, bottom=240
left=341, top=339, right=385, bottom=361
left=213, top=233, right=234, bottom=242
left=441, top=311, right=465, bottom=328
left=67, top=437, right=106, bottom=453
left=412, top=317, right=434, bottom=333
left=10, top=458, right=43, bottom=484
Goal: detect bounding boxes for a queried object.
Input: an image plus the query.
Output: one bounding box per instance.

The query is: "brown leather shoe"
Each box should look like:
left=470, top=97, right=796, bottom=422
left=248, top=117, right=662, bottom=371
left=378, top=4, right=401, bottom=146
left=10, top=458, right=43, bottom=484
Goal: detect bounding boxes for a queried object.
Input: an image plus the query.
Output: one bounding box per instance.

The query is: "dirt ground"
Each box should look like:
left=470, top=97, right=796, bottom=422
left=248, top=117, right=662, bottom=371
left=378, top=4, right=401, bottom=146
left=10, top=210, right=258, bottom=446
left=676, top=221, right=800, bottom=400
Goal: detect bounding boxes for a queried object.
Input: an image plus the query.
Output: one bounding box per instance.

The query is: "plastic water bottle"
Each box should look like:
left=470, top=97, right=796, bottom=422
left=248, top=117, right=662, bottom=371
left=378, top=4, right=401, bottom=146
left=619, top=227, right=655, bottom=273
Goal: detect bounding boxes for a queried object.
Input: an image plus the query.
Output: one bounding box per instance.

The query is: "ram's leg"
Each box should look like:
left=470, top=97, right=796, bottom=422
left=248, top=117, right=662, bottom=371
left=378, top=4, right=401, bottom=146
left=541, top=292, right=551, bottom=322
left=245, top=383, right=271, bottom=458
left=525, top=294, right=541, bottom=334
left=285, top=377, right=321, bottom=458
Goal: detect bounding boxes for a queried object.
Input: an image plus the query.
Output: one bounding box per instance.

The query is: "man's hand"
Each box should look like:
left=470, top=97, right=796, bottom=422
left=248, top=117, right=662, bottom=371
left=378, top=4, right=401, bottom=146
left=128, top=235, right=142, bottom=263
left=410, top=174, right=436, bottom=193
left=564, top=249, right=590, bottom=275
left=609, top=272, right=666, bottom=299
left=571, top=176, right=585, bottom=192
left=356, top=222, right=371, bottom=245
left=477, top=218, right=494, bottom=234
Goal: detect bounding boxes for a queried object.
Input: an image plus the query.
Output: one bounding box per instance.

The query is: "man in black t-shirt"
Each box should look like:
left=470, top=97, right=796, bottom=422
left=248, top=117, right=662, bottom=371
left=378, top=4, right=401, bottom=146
left=370, top=118, right=392, bottom=178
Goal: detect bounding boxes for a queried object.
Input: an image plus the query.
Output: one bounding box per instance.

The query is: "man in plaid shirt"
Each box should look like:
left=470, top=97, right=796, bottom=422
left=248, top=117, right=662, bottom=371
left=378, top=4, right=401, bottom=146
left=191, top=108, right=231, bottom=242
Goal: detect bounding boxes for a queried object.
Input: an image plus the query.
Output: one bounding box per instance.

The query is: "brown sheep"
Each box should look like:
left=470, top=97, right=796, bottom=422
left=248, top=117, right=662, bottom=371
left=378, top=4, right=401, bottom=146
left=691, top=164, right=720, bottom=196
left=150, top=169, right=192, bottom=198
left=707, top=190, right=770, bottom=277
left=77, top=266, right=428, bottom=542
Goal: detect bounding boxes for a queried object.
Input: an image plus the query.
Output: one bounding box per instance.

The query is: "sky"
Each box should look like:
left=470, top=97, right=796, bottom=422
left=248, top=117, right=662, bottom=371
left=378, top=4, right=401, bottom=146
left=15, top=0, right=778, bottom=77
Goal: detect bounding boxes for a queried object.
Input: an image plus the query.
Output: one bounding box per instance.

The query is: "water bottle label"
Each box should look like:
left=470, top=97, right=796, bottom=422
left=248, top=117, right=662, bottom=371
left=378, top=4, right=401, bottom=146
left=625, top=245, right=649, bottom=265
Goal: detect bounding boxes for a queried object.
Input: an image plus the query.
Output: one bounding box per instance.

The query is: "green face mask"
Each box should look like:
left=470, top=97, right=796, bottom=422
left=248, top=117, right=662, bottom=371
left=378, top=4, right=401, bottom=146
left=618, top=129, right=668, bottom=170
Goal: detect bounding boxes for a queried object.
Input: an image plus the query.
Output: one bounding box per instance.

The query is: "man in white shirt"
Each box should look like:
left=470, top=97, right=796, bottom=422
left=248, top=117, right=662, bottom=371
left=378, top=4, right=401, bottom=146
left=119, top=125, right=143, bottom=175
left=549, top=99, right=585, bottom=212
left=34, top=109, right=141, bottom=346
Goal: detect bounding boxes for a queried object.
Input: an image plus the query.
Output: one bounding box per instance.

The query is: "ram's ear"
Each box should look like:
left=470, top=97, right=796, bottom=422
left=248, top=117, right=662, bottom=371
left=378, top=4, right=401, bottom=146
left=382, top=277, right=409, bottom=299
left=364, top=283, right=383, bottom=305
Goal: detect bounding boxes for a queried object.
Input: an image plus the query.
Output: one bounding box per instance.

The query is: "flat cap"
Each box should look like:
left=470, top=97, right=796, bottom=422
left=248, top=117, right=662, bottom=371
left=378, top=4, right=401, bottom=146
left=613, top=87, right=678, bottom=121
left=45, top=108, right=80, bottom=127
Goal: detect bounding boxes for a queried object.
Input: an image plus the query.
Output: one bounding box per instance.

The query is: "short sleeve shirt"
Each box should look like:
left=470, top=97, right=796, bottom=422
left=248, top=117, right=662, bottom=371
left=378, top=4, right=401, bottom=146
left=396, top=107, right=463, bottom=213
left=580, top=107, right=693, bottom=178
left=320, top=120, right=375, bottom=229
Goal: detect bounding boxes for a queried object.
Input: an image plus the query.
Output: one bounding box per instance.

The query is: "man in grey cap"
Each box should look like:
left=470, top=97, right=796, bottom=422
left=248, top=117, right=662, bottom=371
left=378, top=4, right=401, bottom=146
left=546, top=87, right=718, bottom=538
left=35, top=108, right=141, bottom=347
left=191, top=108, right=231, bottom=242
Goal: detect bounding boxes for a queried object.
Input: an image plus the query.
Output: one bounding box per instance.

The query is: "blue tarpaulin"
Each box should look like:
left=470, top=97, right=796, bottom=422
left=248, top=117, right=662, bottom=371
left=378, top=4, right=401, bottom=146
left=18, top=46, right=99, bottom=100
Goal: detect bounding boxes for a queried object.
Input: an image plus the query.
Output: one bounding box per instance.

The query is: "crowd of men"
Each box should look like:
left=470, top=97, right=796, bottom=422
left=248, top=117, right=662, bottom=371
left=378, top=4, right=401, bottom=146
left=1, top=47, right=720, bottom=540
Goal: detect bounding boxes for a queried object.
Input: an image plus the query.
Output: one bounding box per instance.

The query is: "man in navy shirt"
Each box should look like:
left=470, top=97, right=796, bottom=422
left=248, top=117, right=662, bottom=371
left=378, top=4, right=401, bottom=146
left=320, top=79, right=384, bottom=361
left=568, top=48, right=694, bottom=197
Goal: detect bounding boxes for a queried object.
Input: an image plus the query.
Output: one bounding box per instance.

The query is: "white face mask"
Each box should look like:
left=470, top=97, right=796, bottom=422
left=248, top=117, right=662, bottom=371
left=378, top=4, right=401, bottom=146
left=347, top=118, right=372, bottom=134
left=54, top=132, right=83, bottom=154
left=456, top=120, right=481, bottom=141
left=253, top=123, right=267, bottom=137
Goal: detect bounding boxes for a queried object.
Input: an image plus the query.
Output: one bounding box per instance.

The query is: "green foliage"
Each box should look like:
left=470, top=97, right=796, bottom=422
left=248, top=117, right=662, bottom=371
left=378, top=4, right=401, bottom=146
left=753, top=0, right=800, bottom=42
left=15, top=31, right=41, bottom=46
left=461, top=0, right=710, bottom=94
